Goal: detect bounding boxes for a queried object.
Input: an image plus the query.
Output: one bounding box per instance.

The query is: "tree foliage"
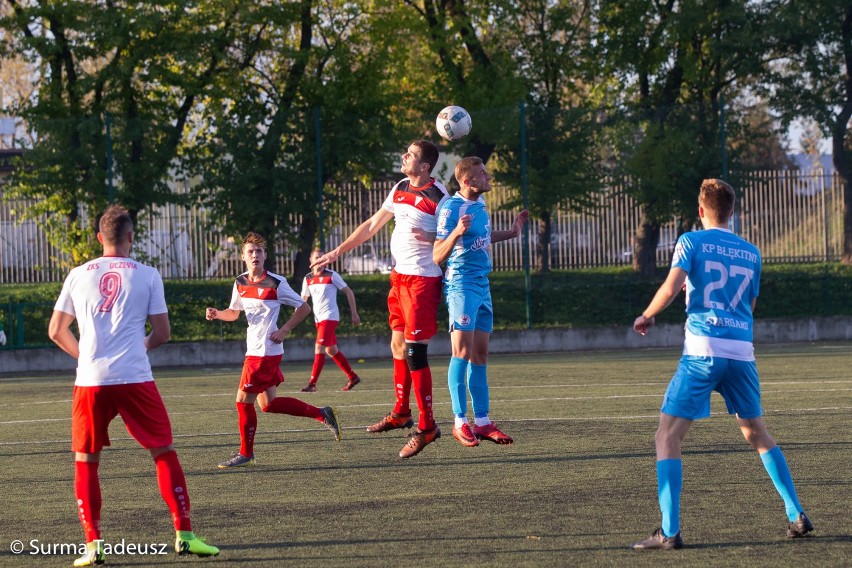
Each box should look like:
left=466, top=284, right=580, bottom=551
left=762, top=0, right=852, bottom=263
left=597, top=0, right=773, bottom=276
left=1, top=0, right=843, bottom=279
left=0, top=0, right=243, bottom=266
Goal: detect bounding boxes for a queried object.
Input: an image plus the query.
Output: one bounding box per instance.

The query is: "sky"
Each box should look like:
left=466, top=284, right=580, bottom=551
left=786, top=119, right=833, bottom=155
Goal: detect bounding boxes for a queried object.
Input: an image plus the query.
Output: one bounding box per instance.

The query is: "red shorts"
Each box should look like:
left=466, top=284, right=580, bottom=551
left=387, top=271, right=442, bottom=342
left=315, top=320, right=339, bottom=347
left=240, top=354, right=284, bottom=393
left=72, top=382, right=173, bottom=454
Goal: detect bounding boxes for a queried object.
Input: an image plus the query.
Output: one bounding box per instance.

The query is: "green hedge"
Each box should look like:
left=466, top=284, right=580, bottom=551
left=2, top=263, right=852, bottom=349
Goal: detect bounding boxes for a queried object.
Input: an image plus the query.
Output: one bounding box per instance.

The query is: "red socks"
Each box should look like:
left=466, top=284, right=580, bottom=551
left=262, top=397, right=323, bottom=421
left=237, top=402, right=257, bottom=458
left=75, top=452, right=192, bottom=540
left=309, top=354, right=326, bottom=384
left=153, top=450, right=192, bottom=532
left=74, top=461, right=102, bottom=542
left=392, top=357, right=412, bottom=416
left=331, top=351, right=356, bottom=378
left=410, top=366, right=435, bottom=430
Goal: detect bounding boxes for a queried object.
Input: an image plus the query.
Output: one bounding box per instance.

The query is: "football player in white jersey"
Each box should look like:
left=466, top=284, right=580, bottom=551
left=311, top=140, right=449, bottom=458
left=631, top=179, right=813, bottom=550
left=299, top=248, right=362, bottom=392
left=48, top=204, right=219, bottom=565
left=205, top=232, right=341, bottom=469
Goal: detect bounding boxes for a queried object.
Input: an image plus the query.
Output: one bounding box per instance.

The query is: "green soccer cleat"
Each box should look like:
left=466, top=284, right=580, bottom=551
left=73, top=541, right=105, bottom=567
left=321, top=406, right=342, bottom=441
left=217, top=453, right=255, bottom=468
left=176, top=535, right=220, bottom=557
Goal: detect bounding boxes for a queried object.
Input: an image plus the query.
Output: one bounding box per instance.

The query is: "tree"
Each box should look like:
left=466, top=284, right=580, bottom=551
left=727, top=100, right=793, bottom=171
left=492, top=0, right=603, bottom=272
left=598, top=0, right=772, bottom=276
left=764, top=1, right=852, bottom=263
left=188, top=0, right=412, bottom=279
left=0, top=0, right=241, bottom=266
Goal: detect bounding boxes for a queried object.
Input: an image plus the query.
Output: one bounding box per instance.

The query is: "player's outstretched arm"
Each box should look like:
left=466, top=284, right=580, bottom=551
left=206, top=307, right=240, bottom=322
left=312, top=209, right=394, bottom=270
left=492, top=209, right=530, bottom=243
left=633, top=267, right=687, bottom=335
left=48, top=310, right=80, bottom=359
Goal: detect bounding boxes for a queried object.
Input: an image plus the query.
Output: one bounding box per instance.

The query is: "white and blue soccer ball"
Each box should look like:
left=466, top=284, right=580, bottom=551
left=436, top=105, right=472, bottom=141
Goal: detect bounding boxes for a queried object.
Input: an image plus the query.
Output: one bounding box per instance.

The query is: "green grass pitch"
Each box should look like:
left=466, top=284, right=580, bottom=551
left=1, top=344, right=850, bottom=566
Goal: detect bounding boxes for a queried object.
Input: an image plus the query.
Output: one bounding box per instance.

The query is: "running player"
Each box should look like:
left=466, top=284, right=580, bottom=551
left=311, top=140, right=448, bottom=458
left=299, top=247, right=362, bottom=392
left=631, top=179, right=813, bottom=549
left=205, top=232, right=341, bottom=469
left=48, top=204, right=219, bottom=566
left=433, top=156, right=528, bottom=447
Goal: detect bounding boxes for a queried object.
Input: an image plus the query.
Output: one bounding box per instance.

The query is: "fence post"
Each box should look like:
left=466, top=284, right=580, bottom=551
left=820, top=168, right=829, bottom=262
left=15, top=301, right=23, bottom=348
left=105, top=112, right=115, bottom=203
left=519, top=101, right=532, bottom=329
left=315, top=107, right=325, bottom=250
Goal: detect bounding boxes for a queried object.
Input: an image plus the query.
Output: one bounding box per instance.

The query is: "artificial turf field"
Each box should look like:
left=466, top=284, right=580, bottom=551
left=0, top=344, right=850, bottom=567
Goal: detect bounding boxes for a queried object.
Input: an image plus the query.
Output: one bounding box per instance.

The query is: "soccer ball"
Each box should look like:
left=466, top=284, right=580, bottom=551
left=436, top=105, right=472, bottom=140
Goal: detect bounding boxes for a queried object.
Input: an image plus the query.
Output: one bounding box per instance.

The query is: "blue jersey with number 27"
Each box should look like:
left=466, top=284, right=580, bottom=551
left=672, top=227, right=761, bottom=361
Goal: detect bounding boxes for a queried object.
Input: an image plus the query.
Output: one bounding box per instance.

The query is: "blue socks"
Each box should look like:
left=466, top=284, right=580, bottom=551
left=654, top=448, right=802, bottom=537
left=657, top=459, right=682, bottom=537
left=467, top=363, right=489, bottom=418
left=447, top=357, right=469, bottom=417
left=760, top=446, right=803, bottom=522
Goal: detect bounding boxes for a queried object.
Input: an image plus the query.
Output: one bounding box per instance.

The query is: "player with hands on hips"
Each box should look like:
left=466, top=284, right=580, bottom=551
left=205, top=232, right=342, bottom=470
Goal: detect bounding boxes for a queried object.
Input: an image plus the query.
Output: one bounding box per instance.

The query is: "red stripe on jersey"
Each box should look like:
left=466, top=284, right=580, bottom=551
left=237, top=284, right=279, bottom=300
left=393, top=180, right=442, bottom=215
left=306, top=274, right=333, bottom=286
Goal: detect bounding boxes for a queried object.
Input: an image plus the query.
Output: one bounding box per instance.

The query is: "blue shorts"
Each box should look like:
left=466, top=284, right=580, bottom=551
left=661, top=355, right=762, bottom=420
left=445, top=281, right=493, bottom=333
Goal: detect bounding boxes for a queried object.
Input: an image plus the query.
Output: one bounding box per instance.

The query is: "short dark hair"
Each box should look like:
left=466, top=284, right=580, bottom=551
left=699, top=179, right=735, bottom=223
left=412, top=140, right=439, bottom=173
left=98, top=204, right=133, bottom=244
left=454, top=156, right=484, bottom=185
left=242, top=231, right=267, bottom=252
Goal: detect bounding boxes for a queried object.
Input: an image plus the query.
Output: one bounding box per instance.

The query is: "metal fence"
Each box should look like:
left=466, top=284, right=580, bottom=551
left=0, top=169, right=844, bottom=284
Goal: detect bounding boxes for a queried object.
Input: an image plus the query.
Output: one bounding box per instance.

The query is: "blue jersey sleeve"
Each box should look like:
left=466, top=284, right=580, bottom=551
left=436, top=200, right=458, bottom=240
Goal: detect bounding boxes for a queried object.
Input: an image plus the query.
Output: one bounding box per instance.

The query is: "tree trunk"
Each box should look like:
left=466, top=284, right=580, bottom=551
left=536, top=212, right=552, bottom=273
left=633, top=209, right=661, bottom=278
left=292, top=215, right=317, bottom=281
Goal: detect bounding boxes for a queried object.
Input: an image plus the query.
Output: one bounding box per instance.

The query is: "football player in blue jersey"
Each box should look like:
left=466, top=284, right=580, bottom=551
left=631, top=179, right=813, bottom=550
left=434, top=156, right=528, bottom=447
